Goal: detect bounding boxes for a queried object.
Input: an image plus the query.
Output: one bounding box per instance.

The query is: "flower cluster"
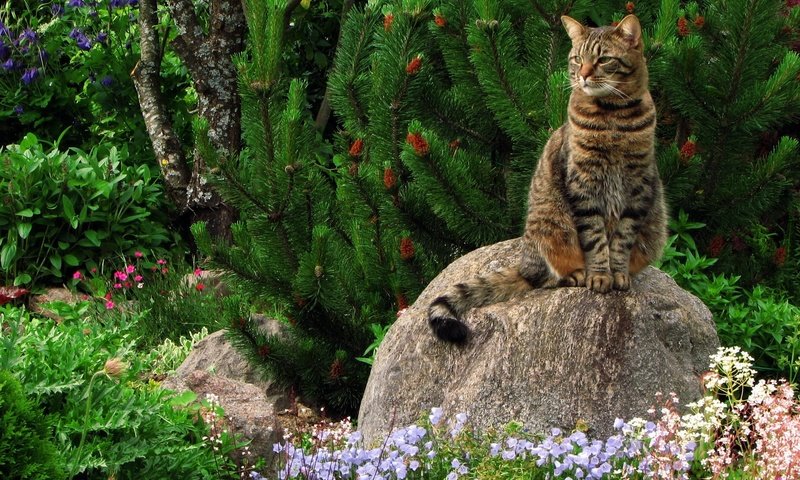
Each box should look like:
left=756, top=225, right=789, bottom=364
left=261, top=348, right=800, bottom=479
left=71, top=251, right=207, bottom=310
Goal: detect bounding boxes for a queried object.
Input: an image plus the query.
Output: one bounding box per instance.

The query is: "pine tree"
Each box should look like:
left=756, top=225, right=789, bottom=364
left=192, top=0, right=800, bottom=414
left=649, top=0, right=800, bottom=293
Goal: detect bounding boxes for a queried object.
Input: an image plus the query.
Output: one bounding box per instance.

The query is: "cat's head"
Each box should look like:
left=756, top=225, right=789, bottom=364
left=561, top=15, right=648, bottom=99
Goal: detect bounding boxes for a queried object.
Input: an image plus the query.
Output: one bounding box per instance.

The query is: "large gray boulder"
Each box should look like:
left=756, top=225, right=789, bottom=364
left=358, top=239, right=719, bottom=444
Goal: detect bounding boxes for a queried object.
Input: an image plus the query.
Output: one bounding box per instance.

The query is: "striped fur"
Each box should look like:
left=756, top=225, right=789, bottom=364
left=429, top=15, right=667, bottom=343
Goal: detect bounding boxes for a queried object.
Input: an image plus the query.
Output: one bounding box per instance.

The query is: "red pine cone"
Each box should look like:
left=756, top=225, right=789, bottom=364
left=348, top=162, right=359, bottom=177
left=626, top=2, right=635, bottom=13
left=693, top=16, right=705, bottom=28
left=406, top=56, right=422, bottom=75
left=329, top=358, right=344, bottom=380
left=679, top=140, right=697, bottom=161
left=396, top=293, right=409, bottom=311
left=406, top=132, right=430, bottom=156
left=258, top=344, right=270, bottom=358
left=773, top=246, right=788, bottom=267
left=434, top=14, right=446, bottom=27
left=677, top=17, right=690, bottom=37
left=349, top=138, right=364, bottom=157
left=400, top=237, right=415, bottom=260
left=708, top=235, right=725, bottom=257
left=383, top=167, right=397, bottom=190
left=449, top=139, right=461, bottom=150
left=384, top=13, right=394, bottom=31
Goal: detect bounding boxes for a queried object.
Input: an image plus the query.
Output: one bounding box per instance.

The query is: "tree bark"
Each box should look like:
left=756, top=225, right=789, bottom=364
left=131, top=0, right=190, bottom=210
left=132, top=0, right=246, bottom=240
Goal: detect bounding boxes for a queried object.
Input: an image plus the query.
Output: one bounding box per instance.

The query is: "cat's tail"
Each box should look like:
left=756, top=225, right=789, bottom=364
left=428, top=267, right=539, bottom=343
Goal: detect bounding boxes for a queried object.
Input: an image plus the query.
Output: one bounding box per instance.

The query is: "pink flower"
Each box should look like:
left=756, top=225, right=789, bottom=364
left=113, top=283, right=123, bottom=289
left=195, top=282, right=205, bottom=292
left=105, top=300, right=115, bottom=309
left=72, top=271, right=82, bottom=280
left=125, top=264, right=135, bottom=274
left=157, top=259, right=167, bottom=265
left=134, top=251, right=143, bottom=258
left=134, top=275, right=143, bottom=282
left=114, top=271, right=128, bottom=282
left=194, top=268, right=203, bottom=277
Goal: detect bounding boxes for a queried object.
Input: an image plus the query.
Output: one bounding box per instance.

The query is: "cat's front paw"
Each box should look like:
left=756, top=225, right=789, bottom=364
left=557, top=270, right=586, bottom=287
left=587, top=272, right=613, bottom=293
left=613, top=272, right=630, bottom=291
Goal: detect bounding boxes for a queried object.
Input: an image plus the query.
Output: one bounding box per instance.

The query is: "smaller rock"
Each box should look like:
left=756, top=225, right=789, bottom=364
left=177, top=370, right=281, bottom=461
left=29, top=287, right=83, bottom=323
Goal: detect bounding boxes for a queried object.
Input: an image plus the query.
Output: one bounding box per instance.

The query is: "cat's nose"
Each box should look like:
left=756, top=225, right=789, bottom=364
left=580, top=62, right=594, bottom=79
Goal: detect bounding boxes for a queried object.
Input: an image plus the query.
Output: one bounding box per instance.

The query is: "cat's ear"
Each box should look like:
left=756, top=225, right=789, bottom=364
left=561, top=16, right=586, bottom=43
left=615, top=15, right=643, bottom=50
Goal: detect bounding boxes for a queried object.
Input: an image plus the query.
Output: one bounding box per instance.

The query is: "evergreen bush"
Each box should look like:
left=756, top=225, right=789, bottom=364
left=0, top=369, right=66, bottom=480
left=194, top=0, right=800, bottom=414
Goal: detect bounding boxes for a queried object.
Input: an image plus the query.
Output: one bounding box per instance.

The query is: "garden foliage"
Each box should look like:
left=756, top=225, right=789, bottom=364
left=193, top=0, right=800, bottom=415
left=0, top=369, right=66, bottom=480
left=0, top=0, right=193, bottom=158
left=0, top=134, right=176, bottom=286
left=0, top=305, right=238, bottom=479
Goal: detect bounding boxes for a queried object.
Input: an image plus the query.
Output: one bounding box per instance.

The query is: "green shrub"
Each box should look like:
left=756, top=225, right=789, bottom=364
left=657, top=212, right=800, bottom=386
left=0, top=133, right=178, bottom=287
left=0, top=305, right=238, bottom=479
left=0, top=369, right=66, bottom=480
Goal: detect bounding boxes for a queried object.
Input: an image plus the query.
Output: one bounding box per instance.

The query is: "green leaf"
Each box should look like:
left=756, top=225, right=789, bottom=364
left=168, top=391, right=197, bottom=407
left=49, top=253, right=62, bottom=271
left=16, top=209, right=34, bottom=218
left=64, top=254, right=80, bottom=267
left=17, top=223, right=32, bottom=239
left=62, top=196, right=76, bottom=225
left=0, top=243, right=16, bottom=270
left=84, top=230, right=100, bottom=247
left=13, top=273, right=32, bottom=285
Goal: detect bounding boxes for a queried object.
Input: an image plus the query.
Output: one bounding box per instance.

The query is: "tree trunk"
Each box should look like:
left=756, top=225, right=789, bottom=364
left=132, top=0, right=246, bottom=240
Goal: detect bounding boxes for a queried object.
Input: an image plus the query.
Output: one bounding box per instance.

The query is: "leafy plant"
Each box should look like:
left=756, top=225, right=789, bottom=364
left=356, top=323, right=391, bottom=366
left=0, top=133, right=178, bottom=287
left=69, top=252, right=226, bottom=348
left=0, top=305, right=238, bottom=479
left=0, top=0, right=193, bottom=160
left=658, top=212, right=800, bottom=386
left=0, top=369, right=66, bottom=480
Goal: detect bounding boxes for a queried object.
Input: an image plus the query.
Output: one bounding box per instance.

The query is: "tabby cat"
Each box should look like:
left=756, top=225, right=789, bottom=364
left=428, top=14, right=667, bottom=343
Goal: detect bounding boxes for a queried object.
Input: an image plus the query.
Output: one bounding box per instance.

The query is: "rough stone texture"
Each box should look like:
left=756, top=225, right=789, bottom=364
left=167, top=370, right=281, bottom=461
left=161, top=315, right=292, bottom=460
left=162, top=315, right=290, bottom=406
left=29, top=287, right=82, bottom=322
left=358, top=239, right=720, bottom=444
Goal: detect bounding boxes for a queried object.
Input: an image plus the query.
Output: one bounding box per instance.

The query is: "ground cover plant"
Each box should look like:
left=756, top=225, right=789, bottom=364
left=263, top=347, right=800, bottom=479
left=0, top=304, right=251, bottom=479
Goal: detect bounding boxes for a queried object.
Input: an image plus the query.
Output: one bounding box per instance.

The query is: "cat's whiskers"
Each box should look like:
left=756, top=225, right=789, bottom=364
left=599, top=82, right=631, bottom=100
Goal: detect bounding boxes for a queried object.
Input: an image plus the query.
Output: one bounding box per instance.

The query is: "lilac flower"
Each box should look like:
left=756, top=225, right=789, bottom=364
left=0, top=40, right=8, bottom=61
left=109, top=0, right=126, bottom=7
left=38, top=49, right=49, bottom=64
left=0, top=22, right=10, bottom=37
left=51, top=3, right=65, bottom=16
left=21, top=67, right=39, bottom=84
left=96, top=31, right=108, bottom=44
left=3, top=58, right=17, bottom=70
left=19, top=28, right=38, bottom=44
left=100, top=75, right=113, bottom=87
left=69, top=29, right=92, bottom=50
left=67, top=0, right=85, bottom=7
left=14, top=105, right=23, bottom=114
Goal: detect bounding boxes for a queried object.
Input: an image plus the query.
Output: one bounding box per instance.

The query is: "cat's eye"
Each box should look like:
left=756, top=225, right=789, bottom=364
left=598, top=56, right=617, bottom=65
left=570, top=55, right=582, bottom=64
